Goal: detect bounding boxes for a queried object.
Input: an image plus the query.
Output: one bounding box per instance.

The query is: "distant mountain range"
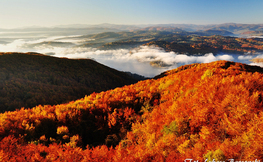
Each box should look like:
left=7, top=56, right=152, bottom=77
left=207, top=23, right=263, bottom=34
left=136, top=27, right=234, bottom=36
left=137, top=26, right=185, bottom=33
left=143, top=23, right=263, bottom=35
left=241, top=30, right=263, bottom=36
left=1, top=23, right=263, bottom=36
left=74, top=29, right=263, bottom=55
left=202, top=29, right=234, bottom=36
left=6, top=23, right=261, bottom=63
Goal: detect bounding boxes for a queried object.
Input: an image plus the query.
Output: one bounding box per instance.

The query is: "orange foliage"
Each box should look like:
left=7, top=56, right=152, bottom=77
left=0, top=60, right=263, bottom=161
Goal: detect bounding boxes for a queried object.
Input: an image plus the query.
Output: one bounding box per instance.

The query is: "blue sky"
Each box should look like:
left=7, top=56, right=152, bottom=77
left=0, top=0, right=262, bottom=28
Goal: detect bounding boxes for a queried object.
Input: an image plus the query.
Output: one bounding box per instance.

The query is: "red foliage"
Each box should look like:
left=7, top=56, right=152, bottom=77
left=0, top=60, right=263, bottom=161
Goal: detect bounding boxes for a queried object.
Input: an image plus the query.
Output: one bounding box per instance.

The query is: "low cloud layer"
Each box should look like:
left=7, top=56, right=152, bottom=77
left=0, top=35, right=263, bottom=77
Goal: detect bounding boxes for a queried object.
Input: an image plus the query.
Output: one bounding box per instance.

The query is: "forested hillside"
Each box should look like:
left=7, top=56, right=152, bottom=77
left=0, top=60, right=263, bottom=161
left=145, top=36, right=263, bottom=54
left=0, top=52, right=141, bottom=112
left=77, top=29, right=263, bottom=54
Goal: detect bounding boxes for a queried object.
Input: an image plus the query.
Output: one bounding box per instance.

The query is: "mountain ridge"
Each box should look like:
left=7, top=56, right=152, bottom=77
left=0, top=60, right=263, bottom=161
left=2, top=23, right=263, bottom=34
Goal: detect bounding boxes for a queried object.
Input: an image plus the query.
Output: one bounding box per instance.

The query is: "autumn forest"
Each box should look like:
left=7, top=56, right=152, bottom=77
left=0, top=58, right=263, bottom=161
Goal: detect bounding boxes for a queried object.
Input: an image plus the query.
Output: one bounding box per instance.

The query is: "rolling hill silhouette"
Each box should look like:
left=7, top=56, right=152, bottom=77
left=0, top=52, right=141, bottom=112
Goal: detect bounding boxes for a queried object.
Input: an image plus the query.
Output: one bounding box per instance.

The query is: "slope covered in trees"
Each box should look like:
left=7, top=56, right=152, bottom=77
left=0, top=60, right=263, bottom=161
left=0, top=52, right=141, bottom=112
left=78, top=29, right=263, bottom=54
left=145, top=35, right=263, bottom=55
left=76, top=29, right=237, bottom=51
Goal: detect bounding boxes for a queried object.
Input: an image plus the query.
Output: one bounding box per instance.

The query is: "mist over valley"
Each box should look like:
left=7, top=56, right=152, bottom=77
left=1, top=23, right=263, bottom=77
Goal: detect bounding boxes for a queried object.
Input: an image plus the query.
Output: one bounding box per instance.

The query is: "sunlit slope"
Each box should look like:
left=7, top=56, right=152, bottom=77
left=0, top=60, right=263, bottom=161
left=0, top=52, right=140, bottom=112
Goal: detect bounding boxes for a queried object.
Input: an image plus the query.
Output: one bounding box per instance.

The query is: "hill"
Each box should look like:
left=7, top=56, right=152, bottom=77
left=0, top=52, right=141, bottom=112
left=241, top=30, right=263, bottom=36
left=75, top=30, right=263, bottom=54
left=206, top=23, right=263, bottom=34
left=0, top=60, right=263, bottom=161
left=142, top=23, right=263, bottom=35
left=202, top=29, right=234, bottom=36
left=144, top=35, right=263, bottom=55
left=138, top=26, right=185, bottom=33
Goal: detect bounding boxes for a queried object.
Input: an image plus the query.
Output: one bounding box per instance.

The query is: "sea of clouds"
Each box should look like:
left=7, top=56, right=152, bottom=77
left=0, top=33, right=263, bottom=77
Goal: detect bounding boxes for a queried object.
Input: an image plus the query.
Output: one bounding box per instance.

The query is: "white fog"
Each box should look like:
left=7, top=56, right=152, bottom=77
left=0, top=32, right=263, bottom=77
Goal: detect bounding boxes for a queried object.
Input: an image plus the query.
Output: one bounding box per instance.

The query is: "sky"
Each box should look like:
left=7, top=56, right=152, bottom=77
left=0, top=0, right=263, bottom=28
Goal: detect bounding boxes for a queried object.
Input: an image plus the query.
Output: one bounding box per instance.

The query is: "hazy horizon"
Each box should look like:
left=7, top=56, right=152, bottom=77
left=1, top=22, right=263, bottom=30
left=0, top=0, right=262, bottom=29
